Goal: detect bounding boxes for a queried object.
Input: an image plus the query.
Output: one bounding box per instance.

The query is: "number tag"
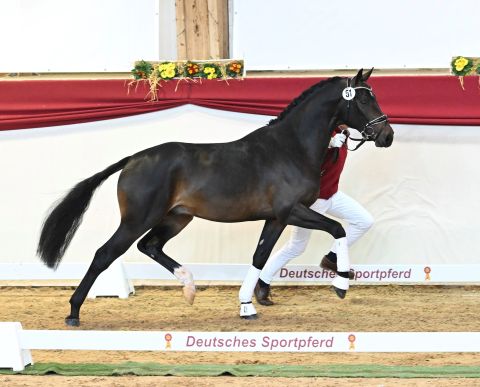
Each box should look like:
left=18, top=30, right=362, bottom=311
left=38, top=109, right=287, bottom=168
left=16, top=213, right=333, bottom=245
left=342, top=87, right=356, bottom=101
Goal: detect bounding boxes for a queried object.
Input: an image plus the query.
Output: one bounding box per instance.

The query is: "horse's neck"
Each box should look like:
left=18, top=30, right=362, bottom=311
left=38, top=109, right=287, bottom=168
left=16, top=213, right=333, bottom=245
left=290, top=87, right=341, bottom=169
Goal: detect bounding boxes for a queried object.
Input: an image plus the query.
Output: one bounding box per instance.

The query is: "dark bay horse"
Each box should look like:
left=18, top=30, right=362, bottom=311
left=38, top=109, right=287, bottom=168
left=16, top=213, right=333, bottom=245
left=37, top=69, right=394, bottom=325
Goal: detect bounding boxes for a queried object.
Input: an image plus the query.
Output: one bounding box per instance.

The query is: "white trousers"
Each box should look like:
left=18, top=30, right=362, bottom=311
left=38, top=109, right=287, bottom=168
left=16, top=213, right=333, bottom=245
left=259, top=191, right=373, bottom=284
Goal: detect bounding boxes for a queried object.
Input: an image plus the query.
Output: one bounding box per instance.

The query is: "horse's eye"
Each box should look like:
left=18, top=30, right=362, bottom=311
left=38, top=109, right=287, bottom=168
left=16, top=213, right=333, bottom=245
left=359, top=94, right=369, bottom=104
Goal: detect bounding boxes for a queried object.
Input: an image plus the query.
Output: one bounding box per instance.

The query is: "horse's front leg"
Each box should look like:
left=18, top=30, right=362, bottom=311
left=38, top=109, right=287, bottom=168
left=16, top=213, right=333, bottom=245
left=287, top=203, right=351, bottom=299
left=239, top=219, right=285, bottom=319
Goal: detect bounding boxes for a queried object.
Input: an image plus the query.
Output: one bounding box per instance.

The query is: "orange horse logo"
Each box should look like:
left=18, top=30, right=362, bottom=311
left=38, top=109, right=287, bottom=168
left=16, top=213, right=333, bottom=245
left=424, top=266, right=431, bottom=281
left=348, top=334, right=356, bottom=350
left=165, top=333, right=172, bottom=349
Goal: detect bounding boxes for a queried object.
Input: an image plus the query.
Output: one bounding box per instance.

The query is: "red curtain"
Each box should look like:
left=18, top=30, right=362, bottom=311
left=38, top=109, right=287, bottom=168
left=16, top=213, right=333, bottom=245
left=1, top=76, right=479, bottom=131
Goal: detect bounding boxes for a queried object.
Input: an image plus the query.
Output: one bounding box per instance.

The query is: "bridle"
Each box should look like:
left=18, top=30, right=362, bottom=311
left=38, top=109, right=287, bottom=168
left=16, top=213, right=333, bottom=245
left=343, top=77, right=389, bottom=151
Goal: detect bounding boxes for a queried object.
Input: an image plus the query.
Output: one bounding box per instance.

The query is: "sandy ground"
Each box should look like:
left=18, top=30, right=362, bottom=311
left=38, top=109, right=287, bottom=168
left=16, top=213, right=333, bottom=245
left=0, top=376, right=477, bottom=387
left=1, top=285, right=479, bottom=386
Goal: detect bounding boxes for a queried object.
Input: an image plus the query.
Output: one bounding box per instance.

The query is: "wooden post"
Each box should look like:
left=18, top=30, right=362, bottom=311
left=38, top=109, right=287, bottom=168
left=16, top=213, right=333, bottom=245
left=176, top=0, right=228, bottom=60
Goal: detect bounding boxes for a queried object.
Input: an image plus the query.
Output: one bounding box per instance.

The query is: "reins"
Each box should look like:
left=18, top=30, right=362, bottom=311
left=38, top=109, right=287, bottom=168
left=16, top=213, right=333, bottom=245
left=347, top=114, right=388, bottom=150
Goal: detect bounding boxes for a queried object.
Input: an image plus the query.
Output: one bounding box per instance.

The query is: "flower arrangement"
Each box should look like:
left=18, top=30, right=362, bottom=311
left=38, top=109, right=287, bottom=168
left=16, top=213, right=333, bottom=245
left=131, top=60, right=153, bottom=80
left=200, top=63, right=222, bottom=79
left=156, top=62, right=179, bottom=80
left=184, top=61, right=201, bottom=78
left=131, top=59, right=244, bottom=100
left=226, top=61, right=243, bottom=78
left=450, top=56, right=480, bottom=89
left=451, top=56, right=474, bottom=76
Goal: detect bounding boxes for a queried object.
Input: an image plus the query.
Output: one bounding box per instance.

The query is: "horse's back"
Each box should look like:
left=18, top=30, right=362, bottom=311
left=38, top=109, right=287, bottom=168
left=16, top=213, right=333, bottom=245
left=117, top=136, right=318, bottom=223
left=116, top=141, right=263, bottom=220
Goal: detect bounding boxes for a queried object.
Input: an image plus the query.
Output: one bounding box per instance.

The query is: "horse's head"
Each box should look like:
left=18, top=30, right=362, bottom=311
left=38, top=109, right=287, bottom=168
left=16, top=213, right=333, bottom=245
left=338, top=68, right=394, bottom=148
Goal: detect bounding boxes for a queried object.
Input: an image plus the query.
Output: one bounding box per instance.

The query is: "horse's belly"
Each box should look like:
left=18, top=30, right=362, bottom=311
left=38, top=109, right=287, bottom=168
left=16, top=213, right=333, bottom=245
left=197, top=207, right=273, bottom=223
left=173, top=194, right=273, bottom=222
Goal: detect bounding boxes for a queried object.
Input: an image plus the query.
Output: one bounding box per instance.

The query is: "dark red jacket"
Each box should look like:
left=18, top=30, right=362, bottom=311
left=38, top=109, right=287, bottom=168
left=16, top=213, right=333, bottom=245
left=318, top=131, right=348, bottom=199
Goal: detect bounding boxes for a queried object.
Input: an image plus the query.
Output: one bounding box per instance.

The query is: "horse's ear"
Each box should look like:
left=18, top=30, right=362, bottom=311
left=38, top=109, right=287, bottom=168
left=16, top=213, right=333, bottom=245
left=353, top=69, right=364, bottom=85
left=362, top=67, right=374, bottom=81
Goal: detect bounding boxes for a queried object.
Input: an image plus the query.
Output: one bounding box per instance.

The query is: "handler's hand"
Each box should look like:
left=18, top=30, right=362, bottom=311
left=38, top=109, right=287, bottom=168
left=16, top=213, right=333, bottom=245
left=329, top=133, right=347, bottom=148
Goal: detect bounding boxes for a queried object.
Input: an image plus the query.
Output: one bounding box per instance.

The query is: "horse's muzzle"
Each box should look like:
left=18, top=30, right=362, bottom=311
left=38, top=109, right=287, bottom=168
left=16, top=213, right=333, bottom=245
left=374, top=126, right=394, bottom=148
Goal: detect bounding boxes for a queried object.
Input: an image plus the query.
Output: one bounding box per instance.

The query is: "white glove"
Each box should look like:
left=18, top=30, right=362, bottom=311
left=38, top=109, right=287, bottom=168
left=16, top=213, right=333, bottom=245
left=329, top=133, right=347, bottom=148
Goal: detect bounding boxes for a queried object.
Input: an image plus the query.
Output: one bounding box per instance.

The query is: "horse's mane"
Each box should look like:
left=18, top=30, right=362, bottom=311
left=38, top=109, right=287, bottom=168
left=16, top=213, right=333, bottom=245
left=268, top=76, right=342, bottom=126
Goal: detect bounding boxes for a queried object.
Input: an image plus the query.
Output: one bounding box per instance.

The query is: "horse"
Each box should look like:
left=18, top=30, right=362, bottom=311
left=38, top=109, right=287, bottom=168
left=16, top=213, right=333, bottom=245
left=37, top=68, right=394, bottom=326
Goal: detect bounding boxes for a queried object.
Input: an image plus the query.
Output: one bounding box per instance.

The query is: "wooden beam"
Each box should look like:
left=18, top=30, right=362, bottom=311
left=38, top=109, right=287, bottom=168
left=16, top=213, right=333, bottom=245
left=176, top=0, right=229, bottom=60
left=175, top=0, right=187, bottom=60
left=185, top=0, right=208, bottom=59
left=217, top=0, right=229, bottom=58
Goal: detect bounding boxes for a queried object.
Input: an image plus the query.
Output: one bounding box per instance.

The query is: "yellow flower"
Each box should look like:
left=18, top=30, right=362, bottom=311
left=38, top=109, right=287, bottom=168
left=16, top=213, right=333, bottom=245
left=158, top=63, right=176, bottom=77
left=454, top=57, right=469, bottom=72
left=157, top=63, right=176, bottom=79
left=159, top=63, right=175, bottom=71
left=203, top=66, right=219, bottom=79
left=161, top=69, right=175, bottom=78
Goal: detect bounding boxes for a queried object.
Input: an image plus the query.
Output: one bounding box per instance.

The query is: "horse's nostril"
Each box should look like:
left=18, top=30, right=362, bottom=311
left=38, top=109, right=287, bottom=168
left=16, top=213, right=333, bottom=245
left=386, top=133, right=393, bottom=145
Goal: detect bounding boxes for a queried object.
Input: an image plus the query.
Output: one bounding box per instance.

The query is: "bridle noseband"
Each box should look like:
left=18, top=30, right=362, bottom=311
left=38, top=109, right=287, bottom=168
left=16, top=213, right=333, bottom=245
left=343, top=78, right=389, bottom=151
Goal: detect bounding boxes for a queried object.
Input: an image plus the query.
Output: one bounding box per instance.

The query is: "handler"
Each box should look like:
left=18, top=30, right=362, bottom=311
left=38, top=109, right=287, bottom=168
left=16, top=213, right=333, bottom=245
left=254, top=125, right=373, bottom=305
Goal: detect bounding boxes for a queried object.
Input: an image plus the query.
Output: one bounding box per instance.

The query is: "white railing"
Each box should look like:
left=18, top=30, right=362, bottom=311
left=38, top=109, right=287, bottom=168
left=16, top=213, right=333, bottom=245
left=2, top=322, right=480, bottom=371
left=1, top=263, right=478, bottom=299
left=1, top=263, right=479, bottom=283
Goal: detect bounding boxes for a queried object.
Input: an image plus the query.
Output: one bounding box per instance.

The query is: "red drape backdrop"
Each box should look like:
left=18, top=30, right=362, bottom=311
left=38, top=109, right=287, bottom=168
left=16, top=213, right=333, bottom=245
left=1, top=76, right=479, bottom=131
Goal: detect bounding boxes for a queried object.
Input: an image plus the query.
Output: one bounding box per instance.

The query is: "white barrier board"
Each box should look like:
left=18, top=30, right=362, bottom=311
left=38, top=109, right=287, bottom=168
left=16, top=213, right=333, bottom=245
left=3, top=324, right=480, bottom=371
left=17, top=330, right=480, bottom=353
left=0, top=263, right=479, bottom=284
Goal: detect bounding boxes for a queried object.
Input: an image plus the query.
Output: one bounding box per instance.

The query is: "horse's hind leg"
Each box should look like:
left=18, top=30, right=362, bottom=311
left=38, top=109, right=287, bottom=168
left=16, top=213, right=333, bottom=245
left=65, top=222, right=146, bottom=326
left=239, top=219, right=285, bottom=319
left=137, top=213, right=195, bottom=304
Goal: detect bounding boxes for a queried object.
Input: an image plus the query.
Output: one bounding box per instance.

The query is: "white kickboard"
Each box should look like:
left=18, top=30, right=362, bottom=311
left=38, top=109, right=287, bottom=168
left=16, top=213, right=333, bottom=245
left=88, top=259, right=134, bottom=299
left=0, top=322, right=32, bottom=371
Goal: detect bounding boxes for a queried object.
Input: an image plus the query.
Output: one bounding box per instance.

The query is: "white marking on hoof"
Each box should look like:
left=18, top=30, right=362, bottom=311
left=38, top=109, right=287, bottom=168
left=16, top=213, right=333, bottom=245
left=239, top=302, right=257, bottom=317
left=183, top=283, right=196, bottom=305
left=174, top=266, right=196, bottom=305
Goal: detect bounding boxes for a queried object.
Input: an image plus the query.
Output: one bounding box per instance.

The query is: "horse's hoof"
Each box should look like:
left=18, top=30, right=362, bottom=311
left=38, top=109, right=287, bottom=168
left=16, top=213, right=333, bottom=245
left=65, top=317, right=80, bottom=327
left=183, top=284, right=196, bottom=305
left=330, top=286, right=347, bottom=299
left=241, top=314, right=258, bottom=320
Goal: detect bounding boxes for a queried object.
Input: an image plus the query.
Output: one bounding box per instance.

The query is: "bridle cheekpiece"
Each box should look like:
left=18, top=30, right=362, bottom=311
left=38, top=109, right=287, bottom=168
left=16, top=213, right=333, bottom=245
left=342, top=77, right=388, bottom=151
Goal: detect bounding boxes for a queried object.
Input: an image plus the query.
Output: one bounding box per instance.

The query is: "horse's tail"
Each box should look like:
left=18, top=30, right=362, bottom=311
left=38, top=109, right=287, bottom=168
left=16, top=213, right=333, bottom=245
left=37, top=156, right=131, bottom=269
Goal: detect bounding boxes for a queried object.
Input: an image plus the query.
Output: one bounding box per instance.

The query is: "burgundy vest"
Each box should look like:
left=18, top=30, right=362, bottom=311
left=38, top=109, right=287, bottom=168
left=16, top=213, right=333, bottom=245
left=318, top=131, right=348, bottom=199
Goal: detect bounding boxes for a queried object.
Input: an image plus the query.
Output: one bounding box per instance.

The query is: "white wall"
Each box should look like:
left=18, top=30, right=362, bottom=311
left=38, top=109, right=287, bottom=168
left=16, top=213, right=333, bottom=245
left=3, top=0, right=478, bottom=73
left=1, top=106, right=479, bottom=268
left=231, top=0, right=479, bottom=70
left=0, top=0, right=176, bottom=72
